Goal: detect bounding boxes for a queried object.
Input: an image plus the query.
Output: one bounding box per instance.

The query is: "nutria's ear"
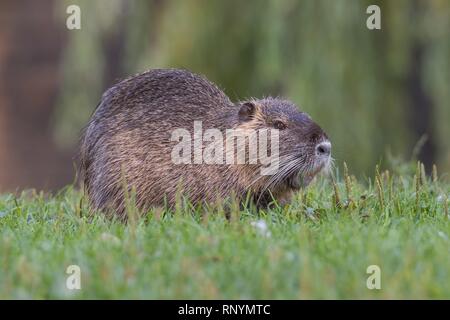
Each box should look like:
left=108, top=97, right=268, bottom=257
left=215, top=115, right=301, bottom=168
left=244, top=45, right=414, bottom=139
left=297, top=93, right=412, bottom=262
left=238, top=101, right=258, bottom=121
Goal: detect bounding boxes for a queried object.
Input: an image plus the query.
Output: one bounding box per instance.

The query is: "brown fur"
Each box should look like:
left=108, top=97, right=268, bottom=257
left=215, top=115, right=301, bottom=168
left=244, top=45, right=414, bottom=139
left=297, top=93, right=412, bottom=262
left=80, top=69, right=330, bottom=219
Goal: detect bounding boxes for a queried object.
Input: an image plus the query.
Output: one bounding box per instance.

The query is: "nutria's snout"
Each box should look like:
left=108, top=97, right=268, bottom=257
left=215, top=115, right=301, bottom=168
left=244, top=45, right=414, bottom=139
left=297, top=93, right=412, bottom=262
left=315, top=139, right=332, bottom=170
left=287, top=136, right=332, bottom=189
left=316, top=140, right=331, bottom=157
left=304, top=138, right=332, bottom=184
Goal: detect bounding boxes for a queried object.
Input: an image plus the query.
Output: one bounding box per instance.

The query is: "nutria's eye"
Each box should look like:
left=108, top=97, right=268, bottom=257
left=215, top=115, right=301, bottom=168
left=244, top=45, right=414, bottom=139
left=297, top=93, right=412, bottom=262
left=273, top=120, right=286, bottom=130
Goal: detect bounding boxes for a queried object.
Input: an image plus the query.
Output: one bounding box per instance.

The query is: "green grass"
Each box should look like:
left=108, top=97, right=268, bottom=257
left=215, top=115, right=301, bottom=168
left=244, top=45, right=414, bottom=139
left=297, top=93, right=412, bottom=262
left=0, top=162, right=449, bottom=299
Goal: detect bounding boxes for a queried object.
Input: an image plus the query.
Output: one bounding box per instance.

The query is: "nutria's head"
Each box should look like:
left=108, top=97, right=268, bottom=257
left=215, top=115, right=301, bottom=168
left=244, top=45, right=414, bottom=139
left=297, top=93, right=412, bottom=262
left=235, top=97, right=331, bottom=194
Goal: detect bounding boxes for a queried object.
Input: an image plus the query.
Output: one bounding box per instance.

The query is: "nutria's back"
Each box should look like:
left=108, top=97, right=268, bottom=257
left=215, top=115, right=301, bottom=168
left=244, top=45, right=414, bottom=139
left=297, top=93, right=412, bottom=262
left=81, top=69, right=331, bottom=219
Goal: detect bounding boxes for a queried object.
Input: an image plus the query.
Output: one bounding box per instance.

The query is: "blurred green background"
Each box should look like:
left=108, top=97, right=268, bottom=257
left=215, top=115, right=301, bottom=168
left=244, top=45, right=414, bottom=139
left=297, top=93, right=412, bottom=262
left=0, top=0, right=449, bottom=191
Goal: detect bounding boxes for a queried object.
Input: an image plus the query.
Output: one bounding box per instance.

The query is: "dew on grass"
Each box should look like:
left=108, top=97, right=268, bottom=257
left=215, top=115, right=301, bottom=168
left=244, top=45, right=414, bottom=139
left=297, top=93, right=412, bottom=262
left=285, top=252, right=296, bottom=261
left=437, top=231, right=448, bottom=241
left=100, top=232, right=121, bottom=246
left=250, top=220, right=271, bottom=238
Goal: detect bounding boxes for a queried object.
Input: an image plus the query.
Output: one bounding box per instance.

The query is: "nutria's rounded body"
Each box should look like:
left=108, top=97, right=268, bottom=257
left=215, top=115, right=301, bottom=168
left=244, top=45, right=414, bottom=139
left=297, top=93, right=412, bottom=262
left=81, top=69, right=331, bottom=218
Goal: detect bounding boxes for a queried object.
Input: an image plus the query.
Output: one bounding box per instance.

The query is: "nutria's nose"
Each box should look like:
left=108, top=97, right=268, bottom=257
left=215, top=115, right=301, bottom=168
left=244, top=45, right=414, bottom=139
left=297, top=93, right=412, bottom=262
left=316, top=141, right=331, bottom=156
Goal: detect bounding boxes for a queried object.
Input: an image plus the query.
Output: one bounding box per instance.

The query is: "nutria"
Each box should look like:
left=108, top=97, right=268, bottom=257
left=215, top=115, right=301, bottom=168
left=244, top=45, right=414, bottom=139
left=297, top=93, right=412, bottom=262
left=80, top=69, right=331, bottom=219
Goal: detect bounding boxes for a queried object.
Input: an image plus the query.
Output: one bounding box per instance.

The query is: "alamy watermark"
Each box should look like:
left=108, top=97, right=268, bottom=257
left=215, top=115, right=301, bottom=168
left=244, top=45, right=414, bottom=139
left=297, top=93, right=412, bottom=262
left=366, top=265, right=381, bottom=290
left=170, top=121, right=280, bottom=176
left=66, top=264, right=81, bottom=290
left=66, top=4, right=381, bottom=31
left=66, top=5, right=81, bottom=30
left=366, top=5, right=381, bottom=30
